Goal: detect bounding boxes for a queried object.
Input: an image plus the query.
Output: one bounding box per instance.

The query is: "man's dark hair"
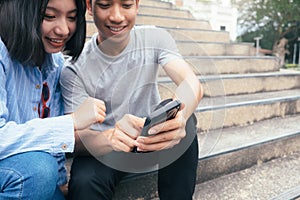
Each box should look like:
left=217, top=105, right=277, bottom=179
left=0, top=0, right=86, bottom=66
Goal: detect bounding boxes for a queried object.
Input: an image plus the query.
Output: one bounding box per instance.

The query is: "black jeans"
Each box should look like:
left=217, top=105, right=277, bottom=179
left=68, top=114, right=198, bottom=200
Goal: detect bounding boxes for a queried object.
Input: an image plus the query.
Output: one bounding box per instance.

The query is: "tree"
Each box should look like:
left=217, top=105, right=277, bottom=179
left=232, top=0, right=300, bottom=53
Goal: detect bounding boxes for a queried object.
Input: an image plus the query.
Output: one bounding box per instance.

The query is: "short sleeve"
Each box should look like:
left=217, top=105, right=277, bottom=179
left=60, top=63, right=89, bottom=114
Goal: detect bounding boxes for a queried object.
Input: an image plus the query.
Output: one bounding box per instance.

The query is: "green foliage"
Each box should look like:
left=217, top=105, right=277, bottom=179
left=237, top=23, right=276, bottom=50
left=284, top=63, right=299, bottom=68
left=233, top=0, right=300, bottom=52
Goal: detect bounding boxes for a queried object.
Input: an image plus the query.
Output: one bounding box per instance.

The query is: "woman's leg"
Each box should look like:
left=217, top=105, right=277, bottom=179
left=0, top=151, right=60, bottom=200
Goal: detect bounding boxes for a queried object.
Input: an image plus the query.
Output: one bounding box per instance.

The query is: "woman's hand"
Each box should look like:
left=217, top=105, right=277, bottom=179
left=71, top=97, right=106, bottom=130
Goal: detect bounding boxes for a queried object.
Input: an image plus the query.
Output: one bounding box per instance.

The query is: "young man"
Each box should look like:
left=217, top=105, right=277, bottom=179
left=60, top=0, right=203, bottom=199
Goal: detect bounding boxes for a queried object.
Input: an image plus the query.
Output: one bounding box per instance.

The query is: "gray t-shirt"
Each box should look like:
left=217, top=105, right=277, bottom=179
left=61, top=26, right=182, bottom=131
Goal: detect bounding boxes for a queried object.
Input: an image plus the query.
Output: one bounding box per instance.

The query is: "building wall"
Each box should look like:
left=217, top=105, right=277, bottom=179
left=166, top=0, right=238, bottom=41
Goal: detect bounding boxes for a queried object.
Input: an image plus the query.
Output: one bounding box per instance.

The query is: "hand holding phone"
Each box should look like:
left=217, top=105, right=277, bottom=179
left=132, top=99, right=181, bottom=153
left=141, top=99, right=181, bottom=136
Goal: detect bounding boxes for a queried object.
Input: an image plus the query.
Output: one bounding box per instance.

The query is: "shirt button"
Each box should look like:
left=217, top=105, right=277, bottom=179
left=33, top=106, right=37, bottom=111
left=36, top=84, right=41, bottom=89
left=62, top=144, right=68, bottom=150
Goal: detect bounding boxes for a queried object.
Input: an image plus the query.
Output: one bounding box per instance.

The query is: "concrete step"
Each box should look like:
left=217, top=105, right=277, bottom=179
left=85, top=26, right=254, bottom=57
left=86, top=22, right=95, bottom=39
left=113, top=115, right=300, bottom=199
left=196, top=89, right=300, bottom=131
left=158, top=70, right=300, bottom=97
left=136, top=14, right=212, bottom=30
left=202, top=70, right=300, bottom=96
left=158, top=56, right=280, bottom=76
left=176, top=41, right=256, bottom=56
left=165, top=27, right=230, bottom=43
left=140, top=0, right=175, bottom=9
left=86, top=20, right=213, bottom=40
left=86, top=22, right=228, bottom=43
left=158, top=87, right=300, bottom=131
left=85, top=29, right=256, bottom=57
left=194, top=151, right=300, bottom=200
left=271, top=185, right=300, bottom=200
left=139, top=5, right=193, bottom=19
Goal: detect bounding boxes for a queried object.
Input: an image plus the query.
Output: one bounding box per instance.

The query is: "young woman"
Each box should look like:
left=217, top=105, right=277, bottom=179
left=0, top=0, right=106, bottom=199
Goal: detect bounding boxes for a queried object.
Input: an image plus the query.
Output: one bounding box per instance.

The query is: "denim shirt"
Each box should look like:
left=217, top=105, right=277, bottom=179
left=0, top=38, right=74, bottom=185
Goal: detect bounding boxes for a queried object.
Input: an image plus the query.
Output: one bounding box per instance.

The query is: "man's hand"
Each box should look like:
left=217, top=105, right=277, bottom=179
left=136, top=105, right=187, bottom=152
left=104, top=114, right=144, bottom=152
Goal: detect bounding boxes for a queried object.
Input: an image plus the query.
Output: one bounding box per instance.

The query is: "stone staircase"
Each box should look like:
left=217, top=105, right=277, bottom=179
left=84, top=0, right=300, bottom=199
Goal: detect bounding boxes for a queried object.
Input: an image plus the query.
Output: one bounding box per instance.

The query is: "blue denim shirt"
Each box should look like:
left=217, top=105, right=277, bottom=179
left=0, top=38, right=75, bottom=185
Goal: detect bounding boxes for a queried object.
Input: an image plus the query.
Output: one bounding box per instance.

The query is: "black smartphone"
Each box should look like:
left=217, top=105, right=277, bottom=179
left=140, top=99, right=181, bottom=136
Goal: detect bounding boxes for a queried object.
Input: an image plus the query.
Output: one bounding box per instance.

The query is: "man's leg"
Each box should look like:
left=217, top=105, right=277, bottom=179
left=68, top=156, right=127, bottom=200
left=0, top=151, right=60, bottom=200
left=158, top=114, right=199, bottom=200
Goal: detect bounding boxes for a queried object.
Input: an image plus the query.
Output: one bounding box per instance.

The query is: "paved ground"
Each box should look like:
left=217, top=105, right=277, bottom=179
left=193, top=151, right=300, bottom=200
left=65, top=138, right=300, bottom=200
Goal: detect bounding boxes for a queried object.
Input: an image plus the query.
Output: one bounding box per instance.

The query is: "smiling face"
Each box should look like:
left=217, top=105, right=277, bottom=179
left=87, top=0, right=139, bottom=46
left=41, top=0, right=77, bottom=53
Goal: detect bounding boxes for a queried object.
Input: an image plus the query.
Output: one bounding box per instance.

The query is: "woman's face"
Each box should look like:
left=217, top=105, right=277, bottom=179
left=41, top=0, right=77, bottom=53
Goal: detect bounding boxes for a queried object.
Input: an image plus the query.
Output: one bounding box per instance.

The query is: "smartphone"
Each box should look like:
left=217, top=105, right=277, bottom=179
left=140, top=99, right=181, bottom=137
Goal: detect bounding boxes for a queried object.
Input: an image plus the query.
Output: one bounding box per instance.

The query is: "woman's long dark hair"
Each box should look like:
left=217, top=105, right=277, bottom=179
left=64, top=0, right=86, bottom=63
left=0, top=0, right=86, bottom=66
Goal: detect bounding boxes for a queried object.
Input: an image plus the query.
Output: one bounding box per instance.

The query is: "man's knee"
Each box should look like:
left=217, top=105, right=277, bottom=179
left=186, top=113, right=197, bottom=133
left=70, top=158, right=123, bottom=188
left=69, top=157, right=125, bottom=200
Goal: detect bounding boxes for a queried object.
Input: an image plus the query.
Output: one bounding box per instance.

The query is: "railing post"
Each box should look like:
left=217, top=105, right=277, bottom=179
left=293, top=43, right=297, bottom=64
left=254, top=36, right=263, bottom=57
left=298, top=37, right=300, bottom=66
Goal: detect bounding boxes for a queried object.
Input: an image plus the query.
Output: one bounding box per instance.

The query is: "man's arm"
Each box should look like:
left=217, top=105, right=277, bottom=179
left=135, top=58, right=203, bottom=152
left=164, top=58, right=203, bottom=118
